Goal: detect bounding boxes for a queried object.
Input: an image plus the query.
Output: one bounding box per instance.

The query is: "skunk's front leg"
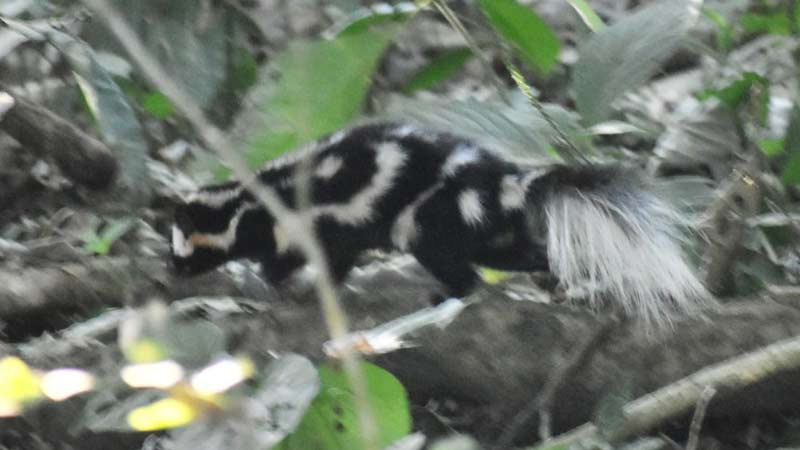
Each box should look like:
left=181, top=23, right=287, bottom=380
left=262, top=251, right=306, bottom=285
left=410, top=188, right=481, bottom=300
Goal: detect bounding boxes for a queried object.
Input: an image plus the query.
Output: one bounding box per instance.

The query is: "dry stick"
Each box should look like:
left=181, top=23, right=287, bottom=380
left=78, top=1, right=379, bottom=448
left=493, top=318, right=614, bottom=450
left=533, top=333, right=800, bottom=449
left=504, top=58, right=588, bottom=166
left=537, top=318, right=615, bottom=440
left=701, top=155, right=762, bottom=296
left=0, top=84, right=118, bottom=189
left=685, top=386, right=716, bottom=450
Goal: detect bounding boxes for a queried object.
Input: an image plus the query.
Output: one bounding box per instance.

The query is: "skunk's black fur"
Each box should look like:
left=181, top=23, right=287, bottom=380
left=171, top=123, right=709, bottom=326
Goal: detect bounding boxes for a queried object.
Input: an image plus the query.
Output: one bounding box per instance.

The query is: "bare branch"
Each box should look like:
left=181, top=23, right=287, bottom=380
left=537, top=332, right=800, bottom=448
left=0, top=84, right=118, bottom=189
left=686, top=386, right=716, bottom=450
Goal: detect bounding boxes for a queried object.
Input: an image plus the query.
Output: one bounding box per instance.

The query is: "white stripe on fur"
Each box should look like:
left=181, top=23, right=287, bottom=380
left=500, top=175, right=525, bottom=211
left=171, top=226, right=194, bottom=257
left=175, top=205, right=255, bottom=255
left=442, top=145, right=480, bottom=177
left=313, top=141, right=407, bottom=225
left=391, top=182, right=443, bottom=251
left=187, top=187, right=243, bottom=209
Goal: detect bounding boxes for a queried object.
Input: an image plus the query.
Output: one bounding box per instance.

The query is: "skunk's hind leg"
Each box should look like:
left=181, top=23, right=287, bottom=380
left=473, top=240, right=549, bottom=272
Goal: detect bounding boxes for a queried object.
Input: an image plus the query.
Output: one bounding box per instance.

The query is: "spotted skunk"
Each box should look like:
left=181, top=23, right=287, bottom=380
left=171, top=122, right=709, bottom=326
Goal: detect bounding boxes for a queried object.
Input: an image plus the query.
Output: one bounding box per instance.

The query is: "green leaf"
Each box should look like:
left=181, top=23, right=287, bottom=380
left=278, top=362, right=411, bottom=450
left=759, top=138, right=784, bottom=157
left=403, top=47, right=473, bottom=93
left=741, top=12, right=792, bottom=36
left=565, top=0, right=605, bottom=31
left=703, top=7, right=733, bottom=52
left=571, top=0, right=699, bottom=125
left=697, top=72, right=769, bottom=109
left=100, top=218, right=136, bottom=246
left=73, top=57, right=150, bottom=195
left=82, top=218, right=136, bottom=255
left=782, top=104, right=800, bottom=185
left=333, top=2, right=418, bottom=37
left=141, top=92, right=175, bottom=119
left=246, top=132, right=301, bottom=169
left=796, top=0, right=800, bottom=29
left=382, top=94, right=586, bottom=159
left=240, top=27, right=398, bottom=168
left=478, top=0, right=560, bottom=75
left=231, top=48, right=258, bottom=93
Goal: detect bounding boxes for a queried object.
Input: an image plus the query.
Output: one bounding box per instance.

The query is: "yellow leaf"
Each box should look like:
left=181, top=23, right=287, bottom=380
left=128, top=397, right=199, bottom=431
left=127, top=338, right=168, bottom=363
left=0, top=357, right=41, bottom=402
left=480, top=268, right=511, bottom=284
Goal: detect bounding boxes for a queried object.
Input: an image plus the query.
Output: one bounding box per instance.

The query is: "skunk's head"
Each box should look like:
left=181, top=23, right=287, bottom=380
left=170, top=185, right=273, bottom=276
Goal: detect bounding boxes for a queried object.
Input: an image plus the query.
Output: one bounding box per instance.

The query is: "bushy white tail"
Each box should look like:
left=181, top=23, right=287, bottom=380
left=539, top=168, right=711, bottom=328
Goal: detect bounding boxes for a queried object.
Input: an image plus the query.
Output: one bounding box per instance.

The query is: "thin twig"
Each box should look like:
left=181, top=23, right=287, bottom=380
left=79, top=1, right=378, bottom=448
left=534, top=333, right=800, bottom=449
left=0, top=83, right=118, bottom=189
left=537, top=318, right=614, bottom=439
left=431, top=0, right=511, bottom=104
left=700, top=154, right=762, bottom=296
left=504, top=58, right=588, bottom=166
left=493, top=318, right=615, bottom=449
left=685, top=386, right=716, bottom=450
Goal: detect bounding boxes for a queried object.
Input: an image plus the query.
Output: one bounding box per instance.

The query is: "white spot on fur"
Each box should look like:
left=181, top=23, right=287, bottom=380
left=172, top=226, right=194, bottom=257
left=544, top=189, right=711, bottom=328
left=273, top=224, right=290, bottom=254
left=187, top=187, right=243, bottom=209
left=442, top=145, right=480, bottom=177
left=391, top=183, right=443, bottom=251
left=391, top=125, right=418, bottom=138
left=313, top=141, right=407, bottom=224
left=315, top=156, right=343, bottom=179
left=391, top=124, right=439, bottom=142
left=458, top=189, right=484, bottom=227
left=328, top=130, right=346, bottom=145
left=257, top=143, right=318, bottom=174
left=500, top=175, right=525, bottom=211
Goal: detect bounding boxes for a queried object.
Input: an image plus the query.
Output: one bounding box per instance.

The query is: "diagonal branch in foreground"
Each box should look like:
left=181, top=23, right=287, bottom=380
left=536, top=332, right=800, bottom=448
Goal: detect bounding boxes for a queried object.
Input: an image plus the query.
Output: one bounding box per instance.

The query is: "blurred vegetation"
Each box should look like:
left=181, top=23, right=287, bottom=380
left=3, top=0, right=800, bottom=449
